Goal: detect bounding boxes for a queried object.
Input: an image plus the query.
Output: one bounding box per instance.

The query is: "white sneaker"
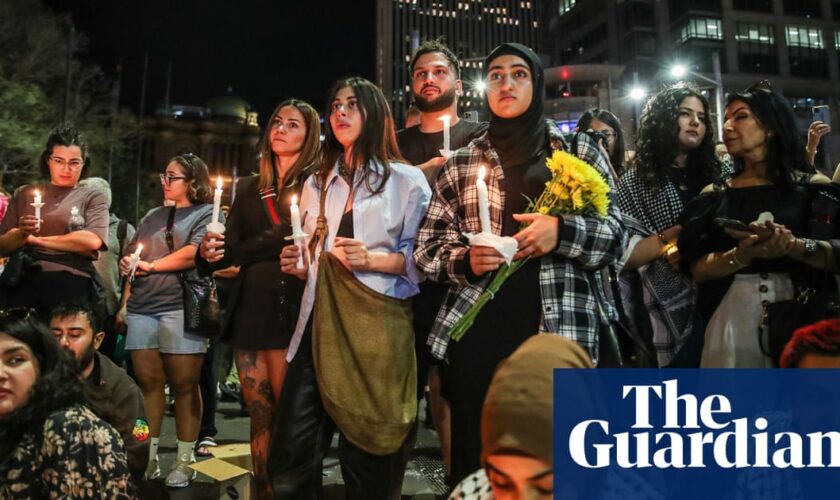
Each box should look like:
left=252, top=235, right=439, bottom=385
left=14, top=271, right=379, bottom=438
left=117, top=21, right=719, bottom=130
left=165, top=459, right=197, bottom=488
left=144, top=457, right=161, bottom=480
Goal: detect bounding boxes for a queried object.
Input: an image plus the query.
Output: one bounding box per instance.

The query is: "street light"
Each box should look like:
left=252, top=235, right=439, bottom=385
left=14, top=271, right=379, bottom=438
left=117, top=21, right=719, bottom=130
left=670, top=64, right=687, bottom=79
left=668, top=53, right=724, bottom=142
left=629, top=86, right=647, bottom=101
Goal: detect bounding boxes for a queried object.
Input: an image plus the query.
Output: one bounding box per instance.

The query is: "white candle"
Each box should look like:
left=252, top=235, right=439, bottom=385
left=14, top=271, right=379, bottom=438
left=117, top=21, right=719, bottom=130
left=128, top=243, right=143, bottom=281
left=212, top=176, right=223, bottom=225
left=476, top=166, right=491, bottom=234
left=290, top=195, right=304, bottom=269
left=32, top=190, right=42, bottom=229
left=440, top=115, right=451, bottom=153
left=32, top=191, right=44, bottom=219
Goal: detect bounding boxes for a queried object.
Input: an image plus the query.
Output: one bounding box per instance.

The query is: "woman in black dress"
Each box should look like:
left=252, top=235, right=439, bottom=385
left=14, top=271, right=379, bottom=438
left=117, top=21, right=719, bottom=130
left=679, top=81, right=836, bottom=368
left=198, top=98, right=321, bottom=498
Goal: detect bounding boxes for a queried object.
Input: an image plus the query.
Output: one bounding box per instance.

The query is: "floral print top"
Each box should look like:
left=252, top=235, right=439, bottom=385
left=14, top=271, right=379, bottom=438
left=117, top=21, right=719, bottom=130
left=0, top=404, right=133, bottom=499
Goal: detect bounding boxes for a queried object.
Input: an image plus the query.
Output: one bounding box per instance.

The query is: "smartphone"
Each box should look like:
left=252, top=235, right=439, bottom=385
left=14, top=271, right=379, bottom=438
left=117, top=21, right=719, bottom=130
left=813, top=105, right=831, bottom=127
left=715, top=217, right=753, bottom=233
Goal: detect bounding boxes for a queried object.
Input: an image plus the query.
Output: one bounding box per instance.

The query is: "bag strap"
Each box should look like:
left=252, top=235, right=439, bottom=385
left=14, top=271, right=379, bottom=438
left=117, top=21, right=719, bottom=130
left=308, top=173, right=331, bottom=259
left=259, top=185, right=285, bottom=227
left=117, top=218, right=128, bottom=257
left=164, top=206, right=176, bottom=254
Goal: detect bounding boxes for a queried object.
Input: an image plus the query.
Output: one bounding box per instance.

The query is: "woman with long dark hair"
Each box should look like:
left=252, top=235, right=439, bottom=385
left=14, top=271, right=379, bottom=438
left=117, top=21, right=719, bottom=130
left=615, top=84, right=722, bottom=367
left=679, top=81, right=836, bottom=368
left=197, top=98, right=320, bottom=498
left=117, top=153, right=215, bottom=487
left=271, top=77, right=430, bottom=499
left=0, top=309, right=131, bottom=497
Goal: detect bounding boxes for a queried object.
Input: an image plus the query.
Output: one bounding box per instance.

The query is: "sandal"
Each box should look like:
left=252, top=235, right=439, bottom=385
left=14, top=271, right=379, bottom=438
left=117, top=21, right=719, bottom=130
left=195, top=436, right=217, bottom=457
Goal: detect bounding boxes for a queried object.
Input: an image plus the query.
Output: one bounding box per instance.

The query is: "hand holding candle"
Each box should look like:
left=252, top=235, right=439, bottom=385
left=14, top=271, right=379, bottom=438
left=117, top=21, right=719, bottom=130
left=31, top=190, right=44, bottom=231
left=128, top=243, right=143, bottom=282
left=476, top=166, right=491, bottom=234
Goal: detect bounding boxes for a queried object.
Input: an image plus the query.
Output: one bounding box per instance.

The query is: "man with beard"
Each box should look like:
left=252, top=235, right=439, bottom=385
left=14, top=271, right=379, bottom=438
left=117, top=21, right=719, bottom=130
left=398, top=39, right=487, bottom=184
left=397, top=39, right=486, bottom=482
left=49, top=302, right=149, bottom=483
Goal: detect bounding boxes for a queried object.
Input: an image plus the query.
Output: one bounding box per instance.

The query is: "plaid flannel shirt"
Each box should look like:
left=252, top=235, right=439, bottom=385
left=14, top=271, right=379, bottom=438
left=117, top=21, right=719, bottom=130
left=413, top=121, right=627, bottom=362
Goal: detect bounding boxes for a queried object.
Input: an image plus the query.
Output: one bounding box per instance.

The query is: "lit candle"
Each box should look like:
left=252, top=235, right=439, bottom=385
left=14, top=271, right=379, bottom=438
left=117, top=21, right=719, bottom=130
left=128, top=243, right=143, bottom=282
left=31, top=190, right=43, bottom=231
left=476, top=166, right=491, bottom=234
left=290, top=195, right=305, bottom=269
left=440, top=114, right=451, bottom=154
left=211, top=176, right=223, bottom=225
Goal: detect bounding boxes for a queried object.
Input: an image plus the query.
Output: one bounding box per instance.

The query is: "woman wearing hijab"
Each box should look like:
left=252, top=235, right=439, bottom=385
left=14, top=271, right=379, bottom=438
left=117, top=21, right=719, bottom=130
left=414, top=43, right=625, bottom=485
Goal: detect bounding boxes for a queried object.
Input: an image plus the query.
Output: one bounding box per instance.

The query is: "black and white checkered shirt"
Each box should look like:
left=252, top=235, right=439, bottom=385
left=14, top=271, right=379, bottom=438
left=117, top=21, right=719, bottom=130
left=414, top=122, right=627, bottom=361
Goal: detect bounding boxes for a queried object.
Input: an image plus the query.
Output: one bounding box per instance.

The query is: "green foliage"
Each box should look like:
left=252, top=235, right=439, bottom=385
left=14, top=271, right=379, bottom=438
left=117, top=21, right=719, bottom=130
left=0, top=0, right=139, bottom=221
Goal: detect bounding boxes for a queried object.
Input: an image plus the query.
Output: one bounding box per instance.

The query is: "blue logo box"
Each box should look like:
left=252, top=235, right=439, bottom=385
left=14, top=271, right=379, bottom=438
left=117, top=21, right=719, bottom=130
left=554, top=369, right=840, bottom=500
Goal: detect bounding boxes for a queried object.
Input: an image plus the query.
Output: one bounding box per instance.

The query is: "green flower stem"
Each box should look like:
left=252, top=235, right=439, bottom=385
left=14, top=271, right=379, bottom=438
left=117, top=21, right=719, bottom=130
left=450, top=257, right=530, bottom=341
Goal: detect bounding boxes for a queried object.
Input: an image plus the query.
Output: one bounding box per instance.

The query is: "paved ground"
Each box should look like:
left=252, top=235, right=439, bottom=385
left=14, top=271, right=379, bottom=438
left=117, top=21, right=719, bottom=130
left=141, top=399, right=447, bottom=499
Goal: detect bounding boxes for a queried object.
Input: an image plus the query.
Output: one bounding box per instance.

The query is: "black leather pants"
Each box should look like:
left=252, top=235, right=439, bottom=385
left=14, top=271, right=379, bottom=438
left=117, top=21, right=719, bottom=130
left=268, top=327, right=405, bottom=500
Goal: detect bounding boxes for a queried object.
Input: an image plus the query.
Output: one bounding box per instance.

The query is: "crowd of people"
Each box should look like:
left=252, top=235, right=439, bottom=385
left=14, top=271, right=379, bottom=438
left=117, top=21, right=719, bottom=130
left=1, top=38, right=839, bottom=500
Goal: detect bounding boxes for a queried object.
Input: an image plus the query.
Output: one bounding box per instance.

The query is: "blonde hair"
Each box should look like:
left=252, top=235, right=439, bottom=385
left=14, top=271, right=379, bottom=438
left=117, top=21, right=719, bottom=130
left=257, top=99, right=321, bottom=192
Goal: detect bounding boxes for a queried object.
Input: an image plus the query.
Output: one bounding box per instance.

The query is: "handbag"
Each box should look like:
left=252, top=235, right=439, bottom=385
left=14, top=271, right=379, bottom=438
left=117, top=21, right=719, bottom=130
left=760, top=245, right=840, bottom=367
left=310, top=175, right=417, bottom=455
left=594, top=268, right=657, bottom=368
left=165, top=207, right=221, bottom=339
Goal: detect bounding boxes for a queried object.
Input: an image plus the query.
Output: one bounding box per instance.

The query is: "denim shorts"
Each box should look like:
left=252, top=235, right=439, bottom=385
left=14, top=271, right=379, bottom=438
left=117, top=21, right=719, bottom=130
left=125, top=310, right=208, bottom=354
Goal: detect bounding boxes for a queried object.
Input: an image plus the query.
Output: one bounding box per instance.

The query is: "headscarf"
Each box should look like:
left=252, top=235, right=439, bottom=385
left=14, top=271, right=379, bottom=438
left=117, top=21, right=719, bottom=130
left=481, top=334, right=593, bottom=465
left=484, top=43, right=546, bottom=168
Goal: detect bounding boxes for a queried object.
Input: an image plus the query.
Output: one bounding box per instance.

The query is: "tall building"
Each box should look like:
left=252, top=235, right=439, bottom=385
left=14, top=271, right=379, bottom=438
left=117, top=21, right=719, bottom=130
left=376, top=0, right=542, bottom=124
left=542, top=0, right=840, bottom=169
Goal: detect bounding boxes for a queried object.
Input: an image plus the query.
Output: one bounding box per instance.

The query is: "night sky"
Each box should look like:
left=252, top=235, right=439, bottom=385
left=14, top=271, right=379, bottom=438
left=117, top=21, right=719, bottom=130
left=43, top=0, right=376, bottom=124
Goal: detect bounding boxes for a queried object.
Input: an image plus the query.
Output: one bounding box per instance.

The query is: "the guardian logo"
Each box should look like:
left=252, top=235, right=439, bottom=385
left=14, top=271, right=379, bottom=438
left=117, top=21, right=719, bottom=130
left=567, top=379, right=840, bottom=469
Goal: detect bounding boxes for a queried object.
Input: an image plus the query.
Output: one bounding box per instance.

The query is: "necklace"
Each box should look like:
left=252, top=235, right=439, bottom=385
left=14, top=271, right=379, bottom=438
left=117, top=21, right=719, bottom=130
left=338, top=156, right=355, bottom=184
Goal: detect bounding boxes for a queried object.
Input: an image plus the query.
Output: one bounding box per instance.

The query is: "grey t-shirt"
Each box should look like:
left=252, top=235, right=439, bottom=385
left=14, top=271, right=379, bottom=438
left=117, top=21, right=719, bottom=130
left=0, top=183, right=109, bottom=276
left=126, top=204, right=213, bottom=315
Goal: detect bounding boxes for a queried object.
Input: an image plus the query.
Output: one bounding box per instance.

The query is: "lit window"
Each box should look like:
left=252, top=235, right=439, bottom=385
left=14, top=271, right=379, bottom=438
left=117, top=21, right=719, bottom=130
left=559, top=0, right=575, bottom=15
left=678, top=18, right=723, bottom=42
left=786, top=25, right=824, bottom=48
left=735, top=22, right=775, bottom=44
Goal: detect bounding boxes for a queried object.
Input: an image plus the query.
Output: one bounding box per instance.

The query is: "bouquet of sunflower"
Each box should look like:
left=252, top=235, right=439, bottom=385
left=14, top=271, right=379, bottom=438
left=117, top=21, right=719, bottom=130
left=449, top=150, right=611, bottom=341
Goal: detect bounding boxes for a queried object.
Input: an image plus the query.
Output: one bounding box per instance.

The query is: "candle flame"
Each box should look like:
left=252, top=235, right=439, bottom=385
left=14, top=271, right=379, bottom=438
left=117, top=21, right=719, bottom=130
left=439, top=115, right=450, bottom=123
left=216, top=176, right=223, bottom=189
left=478, top=165, right=486, bottom=181
left=291, top=194, right=298, bottom=206
left=34, top=190, right=40, bottom=197
left=136, top=243, right=143, bottom=254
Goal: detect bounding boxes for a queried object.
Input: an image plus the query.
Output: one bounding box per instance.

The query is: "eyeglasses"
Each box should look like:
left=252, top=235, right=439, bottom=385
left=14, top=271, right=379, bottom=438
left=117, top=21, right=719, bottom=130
left=159, top=174, right=188, bottom=185
left=50, top=156, right=84, bottom=171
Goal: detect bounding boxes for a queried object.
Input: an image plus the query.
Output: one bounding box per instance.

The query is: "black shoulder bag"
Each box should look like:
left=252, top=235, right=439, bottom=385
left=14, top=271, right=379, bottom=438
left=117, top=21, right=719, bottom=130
left=165, top=207, right=221, bottom=339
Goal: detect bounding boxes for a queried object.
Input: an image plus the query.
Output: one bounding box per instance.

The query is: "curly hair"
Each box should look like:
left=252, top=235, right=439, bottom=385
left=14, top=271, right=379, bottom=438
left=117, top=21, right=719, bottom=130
left=725, top=82, right=814, bottom=187
left=168, top=153, right=213, bottom=204
left=630, top=84, right=720, bottom=190
left=780, top=319, right=840, bottom=368
left=0, top=309, right=85, bottom=461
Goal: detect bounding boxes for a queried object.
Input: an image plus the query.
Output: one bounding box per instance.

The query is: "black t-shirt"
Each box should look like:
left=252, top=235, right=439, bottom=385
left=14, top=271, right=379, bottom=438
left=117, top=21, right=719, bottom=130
left=397, top=119, right=487, bottom=168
